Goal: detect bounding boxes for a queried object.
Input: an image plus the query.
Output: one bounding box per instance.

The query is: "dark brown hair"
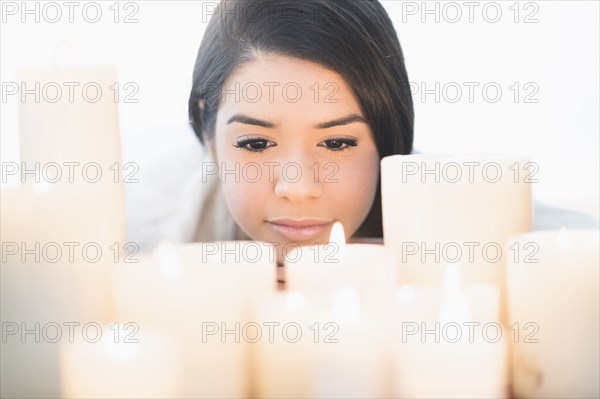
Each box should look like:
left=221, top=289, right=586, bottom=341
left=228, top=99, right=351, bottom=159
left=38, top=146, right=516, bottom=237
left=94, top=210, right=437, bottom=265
left=189, top=0, right=414, bottom=238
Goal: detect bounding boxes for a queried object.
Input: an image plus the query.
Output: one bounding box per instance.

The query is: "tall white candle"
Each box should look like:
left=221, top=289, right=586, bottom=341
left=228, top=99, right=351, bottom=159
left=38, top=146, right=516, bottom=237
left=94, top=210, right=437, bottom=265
left=381, top=154, right=531, bottom=287
left=276, top=223, right=395, bottom=397
left=285, top=222, right=397, bottom=299
left=15, top=64, right=126, bottom=246
left=381, top=154, right=532, bottom=326
left=507, top=230, right=599, bottom=398
left=1, top=63, right=126, bottom=398
left=393, top=265, right=509, bottom=398
left=16, top=65, right=122, bottom=166
left=112, top=241, right=277, bottom=398
left=252, top=290, right=393, bottom=398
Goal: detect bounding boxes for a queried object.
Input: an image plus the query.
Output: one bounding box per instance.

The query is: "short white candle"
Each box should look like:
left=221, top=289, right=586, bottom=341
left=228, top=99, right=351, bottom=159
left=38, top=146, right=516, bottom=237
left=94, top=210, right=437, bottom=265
left=277, top=223, right=395, bottom=397
left=251, top=291, right=318, bottom=398
left=1, top=184, right=115, bottom=399
left=507, top=230, right=599, bottom=398
left=252, top=290, right=393, bottom=398
left=59, top=323, right=183, bottom=398
left=0, top=251, right=112, bottom=398
left=285, top=222, right=397, bottom=299
left=393, top=264, right=509, bottom=398
left=112, top=241, right=277, bottom=398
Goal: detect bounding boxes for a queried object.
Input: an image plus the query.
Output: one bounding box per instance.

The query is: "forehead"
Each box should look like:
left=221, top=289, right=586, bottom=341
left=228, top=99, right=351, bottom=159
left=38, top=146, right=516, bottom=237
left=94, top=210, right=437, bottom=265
left=216, top=53, right=364, bottom=127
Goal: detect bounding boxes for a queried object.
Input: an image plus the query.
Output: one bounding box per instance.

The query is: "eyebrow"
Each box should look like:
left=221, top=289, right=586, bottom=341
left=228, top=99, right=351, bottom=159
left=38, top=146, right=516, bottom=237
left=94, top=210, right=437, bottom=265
left=226, top=113, right=367, bottom=129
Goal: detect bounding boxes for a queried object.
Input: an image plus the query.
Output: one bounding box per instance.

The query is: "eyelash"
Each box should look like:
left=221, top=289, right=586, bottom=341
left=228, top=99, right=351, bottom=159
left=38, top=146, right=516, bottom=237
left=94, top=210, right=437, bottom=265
left=233, top=137, right=358, bottom=153
left=233, top=137, right=276, bottom=152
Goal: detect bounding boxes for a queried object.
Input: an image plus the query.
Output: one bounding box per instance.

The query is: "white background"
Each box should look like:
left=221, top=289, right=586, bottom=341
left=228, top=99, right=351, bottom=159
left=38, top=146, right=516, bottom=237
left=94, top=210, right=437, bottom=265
left=1, top=0, right=598, bottom=214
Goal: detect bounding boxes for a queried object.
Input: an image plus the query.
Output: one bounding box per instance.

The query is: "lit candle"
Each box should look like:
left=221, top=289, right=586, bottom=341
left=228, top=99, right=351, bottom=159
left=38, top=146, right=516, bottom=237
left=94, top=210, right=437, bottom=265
left=59, top=323, right=183, bottom=398
left=507, top=230, right=599, bottom=398
left=251, top=291, right=317, bottom=398
left=393, top=264, right=509, bottom=398
left=252, top=289, right=393, bottom=398
left=381, top=154, right=531, bottom=287
left=285, top=222, right=397, bottom=299
left=112, top=241, right=277, bottom=398
left=275, top=223, right=395, bottom=397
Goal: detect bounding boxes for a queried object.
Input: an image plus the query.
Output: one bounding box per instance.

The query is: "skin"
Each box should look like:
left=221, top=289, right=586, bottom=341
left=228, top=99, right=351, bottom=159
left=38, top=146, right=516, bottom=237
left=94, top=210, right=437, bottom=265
left=207, top=53, right=380, bottom=263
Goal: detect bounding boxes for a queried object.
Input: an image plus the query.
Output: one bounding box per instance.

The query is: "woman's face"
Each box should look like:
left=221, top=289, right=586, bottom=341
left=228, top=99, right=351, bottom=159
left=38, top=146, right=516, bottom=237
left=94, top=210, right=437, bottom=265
left=212, top=53, right=379, bottom=262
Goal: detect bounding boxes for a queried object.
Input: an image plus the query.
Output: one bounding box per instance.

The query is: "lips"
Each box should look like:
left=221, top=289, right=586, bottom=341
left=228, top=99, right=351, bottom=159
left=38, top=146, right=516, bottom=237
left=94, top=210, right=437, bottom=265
left=267, top=218, right=333, bottom=242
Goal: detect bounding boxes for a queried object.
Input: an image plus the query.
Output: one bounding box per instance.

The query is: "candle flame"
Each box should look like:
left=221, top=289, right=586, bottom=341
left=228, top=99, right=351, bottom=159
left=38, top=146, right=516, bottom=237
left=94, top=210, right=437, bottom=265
left=329, top=221, right=346, bottom=245
left=438, top=264, right=472, bottom=325
left=154, top=241, right=183, bottom=279
left=329, top=221, right=347, bottom=258
left=442, top=263, right=462, bottom=295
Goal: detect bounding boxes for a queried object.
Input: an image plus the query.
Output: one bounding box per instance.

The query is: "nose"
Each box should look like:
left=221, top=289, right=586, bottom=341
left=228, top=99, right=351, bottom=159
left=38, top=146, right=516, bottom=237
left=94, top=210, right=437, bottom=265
left=274, top=160, right=324, bottom=202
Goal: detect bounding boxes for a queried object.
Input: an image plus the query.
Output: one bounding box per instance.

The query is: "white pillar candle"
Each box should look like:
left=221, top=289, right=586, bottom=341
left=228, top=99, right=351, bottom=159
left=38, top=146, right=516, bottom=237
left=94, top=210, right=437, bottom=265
left=112, top=241, right=277, bottom=398
left=393, top=265, right=509, bottom=398
left=507, top=230, right=599, bottom=398
left=381, top=154, right=532, bottom=288
left=252, top=290, right=393, bottom=398
left=0, top=254, right=112, bottom=398
left=16, top=65, right=122, bottom=167
left=59, top=323, right=183, bottom=398
left=251, top=291, right=318, bottom=398
left=276, top=223, right=395, bottom=397
left=285, top=222, right=397, bottom=298
left=309, top=287, right=393, bottom=398
left=1, top=183, right=117, bottom=398
left=1, top=63, right=126, bottom=398
left=15, top=64, right=126, bottom=247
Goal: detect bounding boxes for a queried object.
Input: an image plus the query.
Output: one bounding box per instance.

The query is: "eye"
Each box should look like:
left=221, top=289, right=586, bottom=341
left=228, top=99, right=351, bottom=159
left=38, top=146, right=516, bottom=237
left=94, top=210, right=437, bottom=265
left=318, top=138, right=358, bottom=152
left=233, top=137, right=276, bottom=153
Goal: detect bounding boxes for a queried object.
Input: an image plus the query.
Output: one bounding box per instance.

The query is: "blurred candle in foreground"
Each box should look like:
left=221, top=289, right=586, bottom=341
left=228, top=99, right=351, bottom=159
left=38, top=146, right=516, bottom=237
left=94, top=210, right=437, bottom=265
left=507, top=230, right=599, bottom=398
left=252, top=290, right=393, bottom=398
left=381, top=154, right=532, bottom=324
left=251, top=291, right=317, bottom=398
left=393, top=264, right=508, bottom=398
left=112, top=241, right=277, bottom=398
left=273, top=223, right=395, bottom=397
left=285, top=221, right=397, bottom=299
left=1, top=62, right=126, bottom=398
left=15, top=64, right=126, bottom=246
left=59, top=323, right=183, bottom=398
left=381, top=154, right=531, bottom=286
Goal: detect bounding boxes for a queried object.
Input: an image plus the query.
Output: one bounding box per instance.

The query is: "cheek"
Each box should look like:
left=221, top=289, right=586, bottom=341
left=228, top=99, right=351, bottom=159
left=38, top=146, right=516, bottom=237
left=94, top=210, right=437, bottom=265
left=220, top=177, right=269, bottom=232
left=338, top=164, right=378, bottom=199
left=328, top=153, right=380, bottom=221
